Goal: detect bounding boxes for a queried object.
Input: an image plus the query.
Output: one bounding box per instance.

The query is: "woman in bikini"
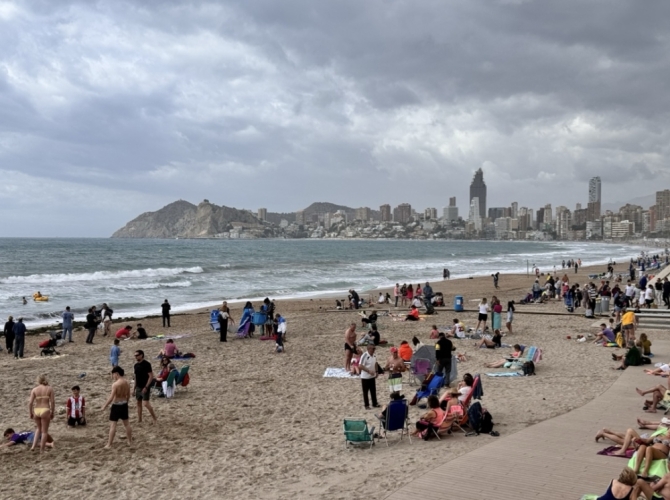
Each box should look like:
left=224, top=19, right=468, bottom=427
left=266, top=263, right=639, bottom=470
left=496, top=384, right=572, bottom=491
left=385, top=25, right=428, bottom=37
left=29, top=374, right=55, bottom=452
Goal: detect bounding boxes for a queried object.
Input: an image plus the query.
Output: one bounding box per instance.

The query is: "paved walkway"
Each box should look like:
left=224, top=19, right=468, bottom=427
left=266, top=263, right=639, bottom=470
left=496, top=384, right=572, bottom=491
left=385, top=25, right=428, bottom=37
left=386, top=340, right=670, bottom=500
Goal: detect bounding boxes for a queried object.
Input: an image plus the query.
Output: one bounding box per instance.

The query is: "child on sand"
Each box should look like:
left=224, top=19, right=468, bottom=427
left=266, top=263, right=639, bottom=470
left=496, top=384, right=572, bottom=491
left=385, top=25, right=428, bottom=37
left=1, top=428, right=53, bottom=449
left=430, top=325, right=439, bottom=339
left=350, top=348, right=362, bottom=375
left=110, top=339, right=121, bottom=367
left=66, top=385, right=86, bottom=427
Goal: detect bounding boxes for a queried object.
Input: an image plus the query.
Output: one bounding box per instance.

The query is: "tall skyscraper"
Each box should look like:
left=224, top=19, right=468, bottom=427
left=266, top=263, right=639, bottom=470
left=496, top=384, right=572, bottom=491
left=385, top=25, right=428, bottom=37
left=393, top=203, right=412, bottom=223
left=449, top=197, right=457, bottom=207
left=469, top=169, right=487, bottom=219
left=257, top=208, right=267, bottom=221
left=510, top=202, right=518, bottom=219
left=589, top=177, right=602, bottom=203
left=469, top=198, right=482, bottom=231
left=657, top=190, right=670, bottom=220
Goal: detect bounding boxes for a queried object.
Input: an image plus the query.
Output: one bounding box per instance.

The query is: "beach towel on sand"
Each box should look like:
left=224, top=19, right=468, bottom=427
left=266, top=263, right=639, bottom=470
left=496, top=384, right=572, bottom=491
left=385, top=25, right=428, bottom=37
left=597, top=446, right=635, bottom=458
left=486, top=372, right=520, bottom=377
left=323, top=368, right=359, bottom=378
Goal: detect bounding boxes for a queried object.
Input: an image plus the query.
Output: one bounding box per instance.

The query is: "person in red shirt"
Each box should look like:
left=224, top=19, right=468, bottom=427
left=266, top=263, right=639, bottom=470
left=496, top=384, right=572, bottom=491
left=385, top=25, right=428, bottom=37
left=405, top=305, right=420, bottom=321
left=160, top=339, right=179, bottom=359
left=115, top=325, right=133, bottom=340
left=66, top=385, right=86, bottom=427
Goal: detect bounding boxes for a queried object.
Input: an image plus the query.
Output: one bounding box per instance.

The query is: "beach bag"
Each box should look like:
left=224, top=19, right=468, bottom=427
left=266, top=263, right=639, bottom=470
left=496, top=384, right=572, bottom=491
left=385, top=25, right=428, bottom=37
left=522, top=361, right=535, bottom=376
left=615, top=331, right=625, bottom=348
left=466, top=402, right=483, bottom=434
left=479, top=410, right=494, bottom=434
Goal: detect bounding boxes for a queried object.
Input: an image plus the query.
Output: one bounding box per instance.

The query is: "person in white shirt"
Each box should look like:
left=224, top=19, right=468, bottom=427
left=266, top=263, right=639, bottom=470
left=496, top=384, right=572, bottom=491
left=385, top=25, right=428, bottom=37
left=475, top=298, right=489, bottom=332
left=411, top=297, right=423, bottom=309
left=625, top=282, right=636, bottom=299
left=645, top=285, right=655, bottom=308
left=377, top=293, right=385, bottom=304
left=359, top=344, right=379, bottom=409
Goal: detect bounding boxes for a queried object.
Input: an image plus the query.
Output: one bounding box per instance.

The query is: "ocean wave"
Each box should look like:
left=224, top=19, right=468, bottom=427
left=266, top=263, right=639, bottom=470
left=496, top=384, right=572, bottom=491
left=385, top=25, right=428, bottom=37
left=107, top=281, right=193, bottom=291
left=0, top=267, right=204, bottom=284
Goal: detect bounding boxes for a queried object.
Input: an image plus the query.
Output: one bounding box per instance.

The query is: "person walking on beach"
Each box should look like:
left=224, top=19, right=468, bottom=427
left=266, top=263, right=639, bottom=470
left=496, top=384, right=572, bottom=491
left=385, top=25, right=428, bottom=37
left=12, top=317, right=26, bottom=359
left=101, top=303, right=113, bottom=336
left=61, top=306, right=74, bottom=343
left=435, top=332, right=453, bottom=385
left=663, top=278, right=670, bottom=309
left=133, top=350, right=157, bottom=423
left=359, top=344, right=379, bottom=409
left=344, top=323, right=357, bottom=371
left=101, top=366, right=133, bottom=449
left=3, top=315, right=15, bottom=354
left=394, top=284, right=400, bottom=308
left=161, top=300, right=171, bottom=327
left=29, top=374, right=55, bottom=452
left=492, top=272, right=500, bottom=289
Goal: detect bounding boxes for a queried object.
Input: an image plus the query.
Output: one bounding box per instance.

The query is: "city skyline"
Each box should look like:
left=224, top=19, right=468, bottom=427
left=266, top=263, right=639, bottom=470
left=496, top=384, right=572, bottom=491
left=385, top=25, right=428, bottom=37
left=1, top=2, right=669, bottom=237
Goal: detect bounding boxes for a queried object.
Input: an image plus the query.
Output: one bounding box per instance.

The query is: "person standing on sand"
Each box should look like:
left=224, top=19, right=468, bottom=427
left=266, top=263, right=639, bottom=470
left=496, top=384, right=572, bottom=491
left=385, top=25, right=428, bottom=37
left=394, top=284, right=400, bottom=308
left=85, top=307, right=100, bottom=344
left=384, top=347, right=406, bottom=392
left=61, top=306, right=74, bottom=342
left=12, top=317, right=26, bottom=359
left=29, top=374, right=55, bottom=452
left=218, top=301, right=234, bottom=342
left=435, top=332, right=453, bottom=385
left=101, top=303, right=113, bottom=337
left=161, top=299, right=171, bottom=327
left=359, top=344, right=379, bottom=409
left=344, top=323, right=357, bottom=371
left=3, top=315, right=15, bottom=354
left=101, top=366, right=133, bottom=449
left=133, top=350, right=157, bottom=423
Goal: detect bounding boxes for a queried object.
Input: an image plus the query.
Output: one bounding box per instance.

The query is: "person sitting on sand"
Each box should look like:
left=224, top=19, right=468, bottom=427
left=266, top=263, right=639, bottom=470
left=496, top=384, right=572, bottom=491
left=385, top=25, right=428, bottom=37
left=411, top=296, right=423, bottom=309
left=360, top=310, right=378, bottom=327
left=593, top=323, right=615, bottom=344
left=411, top=336, right=424, bottom=352
left=0, top=428, right=53, bottom=449
left=357, top=324, right=386, bottom=346
left=405, top=305, right=420, bottom=322
left=612, top=345, right=642, bottom=370
left=398, top=341, right=413, bottom=362
left=115, top=325, right=134, bottom=340
left=475, top=329, right=502, bottom=349
left=336, top=300, right=343, bottom=310
left=485, top=344, right=523, bottom=368
left=66, top=385, right=86, bottom=427
left=635, top=472, right=670, bottom=500
left=160, top=339, right=180, bottom=359
left=349, top=348, right=362, bottom=376
left=430, top=325, right=440, bottom=339
left=411, top=395, right=445, bottom=439
left=446, top=319, right=466, bottom=339
left=638, top=333, right=653, bottom=356
left=136, top=323, right=148, bottom=339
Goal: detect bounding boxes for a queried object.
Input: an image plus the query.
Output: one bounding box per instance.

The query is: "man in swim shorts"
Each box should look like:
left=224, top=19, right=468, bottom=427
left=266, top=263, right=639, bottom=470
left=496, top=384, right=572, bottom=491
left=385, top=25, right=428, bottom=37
left=101, top=366, right=133, bottom=449
left=344, top=323, right=357, bottom=371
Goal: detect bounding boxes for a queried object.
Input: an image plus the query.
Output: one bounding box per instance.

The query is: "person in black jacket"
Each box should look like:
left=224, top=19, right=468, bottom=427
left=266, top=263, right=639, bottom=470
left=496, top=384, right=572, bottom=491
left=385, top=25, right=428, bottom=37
left=435, top=332, right=453, bottom=385
left=85, top=307, right=99, bottom=344
left=161, top=300, right=171, bottom=327
left=663, top=278, right=670, bottom=309
left=3, top=316, right=15, bottom=354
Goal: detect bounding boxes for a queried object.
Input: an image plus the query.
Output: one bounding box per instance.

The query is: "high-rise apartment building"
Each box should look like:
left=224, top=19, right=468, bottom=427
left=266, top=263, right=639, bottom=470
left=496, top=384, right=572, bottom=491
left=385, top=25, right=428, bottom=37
left=657, top=190, right=670, bottom=220
left=257, top=208, right=267, bottom=221
left=589, top=177, right=602, bottom=203
left=544, top=204, right=553, bottom=224
left=510, top=202, right=518, bottom=219
left=393, top=203, right=412, bottom=223
left=379, top=204, right=392, bottom=222
left=424, top=207, right=438, bottom=220
left=469, top=198, right=482, bottom=231
left=469, top=169, right=487, bottom=219
left=443, top=205, right=459, bottom=221
left=355, top=207, right=371, bottom=221
left=488, top=207, right=508, bottom=221
left=449, top=197, right=457, bottom=207
left=295, top=210, right=305, bottom=225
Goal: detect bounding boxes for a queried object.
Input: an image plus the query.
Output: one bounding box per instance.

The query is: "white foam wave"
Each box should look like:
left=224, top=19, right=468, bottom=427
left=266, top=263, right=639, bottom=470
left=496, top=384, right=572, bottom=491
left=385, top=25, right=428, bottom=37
left=107, top=281, right=193, bottom=291
left=0, top=267, right=204, bottom=284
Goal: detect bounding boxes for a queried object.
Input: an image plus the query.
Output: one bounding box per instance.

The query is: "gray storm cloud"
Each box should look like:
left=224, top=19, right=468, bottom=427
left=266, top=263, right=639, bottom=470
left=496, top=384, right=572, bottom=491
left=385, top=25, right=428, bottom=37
left=0, top=0, right=668, bottom=236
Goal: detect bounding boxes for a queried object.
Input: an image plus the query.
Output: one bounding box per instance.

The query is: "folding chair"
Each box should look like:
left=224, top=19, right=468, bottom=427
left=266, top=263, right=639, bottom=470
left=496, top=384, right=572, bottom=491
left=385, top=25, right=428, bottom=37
left=409, top=359, right=431, bottom=386
left=175, top=366, right=190, bottom=392
left=415, top=374, right=444, bottom=403
left=377, top=399, right=411, bottom=446
left=343, top=418, right=375, bottom=449
left=162, top=370, right=178, bottom=399
left=209, top=310, right=220, bottom=332
left=428, top=410, right=452, bottom=440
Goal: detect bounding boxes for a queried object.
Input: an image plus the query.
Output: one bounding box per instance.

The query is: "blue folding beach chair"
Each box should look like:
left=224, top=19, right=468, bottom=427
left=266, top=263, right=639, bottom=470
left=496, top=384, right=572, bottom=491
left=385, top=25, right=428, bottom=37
left=209, top=310, right=220, bottom=332
left=376, top=399, right=411, bottom=446
left=414, top=374, right=444, bottom=402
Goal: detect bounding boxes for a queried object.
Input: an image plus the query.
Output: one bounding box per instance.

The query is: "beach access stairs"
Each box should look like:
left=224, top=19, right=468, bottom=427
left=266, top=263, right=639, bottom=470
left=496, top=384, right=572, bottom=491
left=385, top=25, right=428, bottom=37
left=638, top=264, right=670, bottom=331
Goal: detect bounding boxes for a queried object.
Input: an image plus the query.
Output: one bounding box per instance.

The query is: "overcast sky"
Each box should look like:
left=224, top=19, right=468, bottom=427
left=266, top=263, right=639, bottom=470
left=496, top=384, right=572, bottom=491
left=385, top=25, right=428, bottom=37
left=1, top=0, right=669, bottom=236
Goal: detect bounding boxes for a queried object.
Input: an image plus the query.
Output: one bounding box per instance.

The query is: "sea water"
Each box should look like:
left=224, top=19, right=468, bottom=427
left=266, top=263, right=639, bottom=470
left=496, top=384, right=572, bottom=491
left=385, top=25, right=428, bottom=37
left=0, top=238, right=651, bottom=327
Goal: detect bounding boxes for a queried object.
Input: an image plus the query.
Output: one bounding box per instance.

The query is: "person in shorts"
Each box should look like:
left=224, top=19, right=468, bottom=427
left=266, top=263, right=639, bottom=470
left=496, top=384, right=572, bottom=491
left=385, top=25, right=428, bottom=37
left=133, top=350, right=157, bottom=423
left=101, top=366, right=132, bottom=448
left=621, top=309, right=636, bottom=346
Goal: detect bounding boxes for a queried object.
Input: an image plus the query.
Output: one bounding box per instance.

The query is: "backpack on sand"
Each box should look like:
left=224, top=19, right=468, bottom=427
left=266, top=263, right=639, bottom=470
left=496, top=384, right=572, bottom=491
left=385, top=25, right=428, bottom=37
left=522, top=361, right=535, bottom=376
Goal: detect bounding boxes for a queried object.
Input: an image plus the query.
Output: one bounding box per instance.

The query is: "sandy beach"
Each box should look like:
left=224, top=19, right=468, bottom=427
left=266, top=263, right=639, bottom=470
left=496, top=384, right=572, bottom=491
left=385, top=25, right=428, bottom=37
left=0, top=260, right=652, bottom=499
